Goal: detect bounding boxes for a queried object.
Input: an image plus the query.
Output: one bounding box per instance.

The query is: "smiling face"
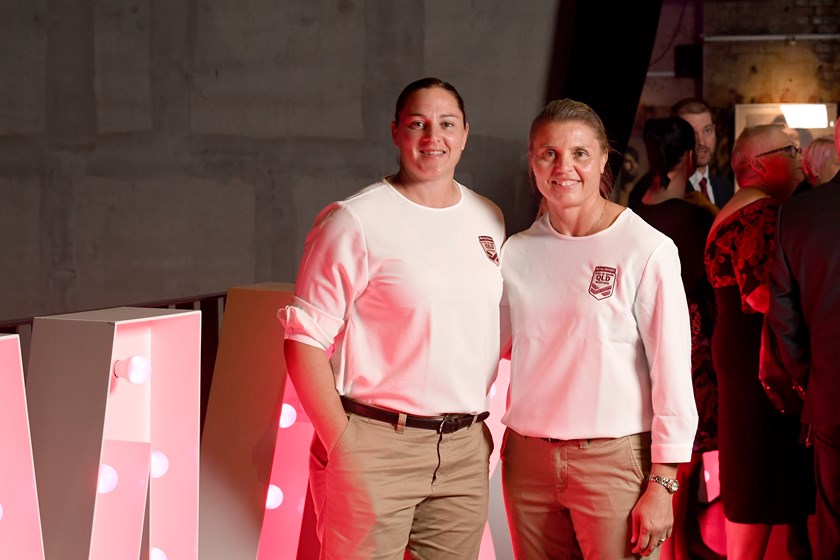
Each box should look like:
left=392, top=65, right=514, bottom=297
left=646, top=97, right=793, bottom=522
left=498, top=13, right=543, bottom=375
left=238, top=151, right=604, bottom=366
left=529, top=119, right=608, bottom=211
left=390, top=86, right=469, bottom=184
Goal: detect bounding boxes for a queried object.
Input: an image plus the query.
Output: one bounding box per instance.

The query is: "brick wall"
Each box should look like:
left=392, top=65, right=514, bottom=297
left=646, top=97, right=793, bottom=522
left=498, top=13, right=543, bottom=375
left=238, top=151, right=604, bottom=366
left=631, top=0, right=839, bottom=180
left=639, top=0, right=839, bottom=116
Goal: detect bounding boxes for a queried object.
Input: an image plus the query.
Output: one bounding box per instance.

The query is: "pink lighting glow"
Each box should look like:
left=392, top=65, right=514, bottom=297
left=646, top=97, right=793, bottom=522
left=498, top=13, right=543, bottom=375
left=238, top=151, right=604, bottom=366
left=25, top=309, right=199, bottom=559
left=113, top=355, right=152, bottom=385
left=150, top=451, right=169, bottom=479
left=266, top=485, right=284, bottom=510
left=1, top=334, right=44, bottom=559
left=279, top=404, right=297, bottom=429
left=256, top=359, right=514, bottom=559
left=97, top=464, right=119, bottom=494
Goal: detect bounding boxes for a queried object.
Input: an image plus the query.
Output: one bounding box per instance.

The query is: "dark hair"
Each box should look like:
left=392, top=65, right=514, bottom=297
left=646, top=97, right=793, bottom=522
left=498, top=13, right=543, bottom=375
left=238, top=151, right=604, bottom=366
left=529, top=99, right=614, bottom=197
left=670, top=97, right=712, bottom=118
left=393, top=77, right=466, bottom=124
left=642, top=117, right=696, bottom=188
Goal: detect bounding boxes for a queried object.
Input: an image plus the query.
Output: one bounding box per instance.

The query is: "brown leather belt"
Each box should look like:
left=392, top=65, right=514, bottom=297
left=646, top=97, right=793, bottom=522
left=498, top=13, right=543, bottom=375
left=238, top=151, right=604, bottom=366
left=341, top=396, right=489, bottom=434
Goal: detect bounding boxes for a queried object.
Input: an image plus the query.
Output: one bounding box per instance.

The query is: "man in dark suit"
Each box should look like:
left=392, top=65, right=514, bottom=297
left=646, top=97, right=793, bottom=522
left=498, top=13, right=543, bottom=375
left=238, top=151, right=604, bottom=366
left=767, top=125, right=840, bottom=559
left=671, top=98, right=734, bottom=208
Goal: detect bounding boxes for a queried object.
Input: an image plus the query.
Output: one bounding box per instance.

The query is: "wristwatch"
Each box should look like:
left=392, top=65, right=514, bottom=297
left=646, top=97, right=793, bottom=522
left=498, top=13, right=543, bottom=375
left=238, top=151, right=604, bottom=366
left=648, top=474, right=679, bottom=494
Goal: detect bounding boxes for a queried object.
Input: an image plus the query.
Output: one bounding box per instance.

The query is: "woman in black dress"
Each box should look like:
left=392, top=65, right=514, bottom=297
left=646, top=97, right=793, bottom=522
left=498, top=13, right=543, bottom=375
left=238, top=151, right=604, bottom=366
left=633, top=117, right=720, bottom=558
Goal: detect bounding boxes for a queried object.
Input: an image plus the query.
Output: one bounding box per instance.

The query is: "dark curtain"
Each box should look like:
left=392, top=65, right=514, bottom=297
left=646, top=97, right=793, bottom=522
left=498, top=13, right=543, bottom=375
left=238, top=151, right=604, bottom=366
left=545, top=1, right=664, bottom=177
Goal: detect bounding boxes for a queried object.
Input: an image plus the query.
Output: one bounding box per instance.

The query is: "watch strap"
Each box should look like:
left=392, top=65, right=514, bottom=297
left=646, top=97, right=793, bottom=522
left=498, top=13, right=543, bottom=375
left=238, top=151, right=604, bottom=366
left=647, top=473, right=679, bottom=494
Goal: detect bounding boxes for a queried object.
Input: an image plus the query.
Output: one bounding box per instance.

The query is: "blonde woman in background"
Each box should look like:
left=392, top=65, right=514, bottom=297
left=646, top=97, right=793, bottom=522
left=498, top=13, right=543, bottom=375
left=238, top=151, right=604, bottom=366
left=802, top=134, right=839, bottom=187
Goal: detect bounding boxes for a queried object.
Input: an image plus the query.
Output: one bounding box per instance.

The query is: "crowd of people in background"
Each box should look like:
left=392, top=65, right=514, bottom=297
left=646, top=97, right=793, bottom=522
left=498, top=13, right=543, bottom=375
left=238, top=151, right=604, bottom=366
left=614, top=99, right=838, bottom=560
left=282, top=76, right=837, bottom=560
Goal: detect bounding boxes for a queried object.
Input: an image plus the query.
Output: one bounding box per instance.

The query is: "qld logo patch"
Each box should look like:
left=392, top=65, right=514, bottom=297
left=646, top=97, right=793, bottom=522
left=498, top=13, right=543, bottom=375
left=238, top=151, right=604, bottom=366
left=589, top=266, right=617, bottom=300
left=478, top=236, right=499, bottom=266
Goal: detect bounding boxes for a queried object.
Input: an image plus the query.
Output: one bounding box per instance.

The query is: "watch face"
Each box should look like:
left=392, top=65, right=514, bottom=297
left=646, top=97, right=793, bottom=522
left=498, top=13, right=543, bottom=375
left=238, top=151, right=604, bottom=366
left=650, top=474, right=679, bottom=493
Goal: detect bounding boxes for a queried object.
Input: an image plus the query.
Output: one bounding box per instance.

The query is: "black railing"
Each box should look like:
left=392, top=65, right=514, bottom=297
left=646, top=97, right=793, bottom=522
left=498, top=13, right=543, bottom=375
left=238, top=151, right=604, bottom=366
left=0, top=291, right=227, bottom=436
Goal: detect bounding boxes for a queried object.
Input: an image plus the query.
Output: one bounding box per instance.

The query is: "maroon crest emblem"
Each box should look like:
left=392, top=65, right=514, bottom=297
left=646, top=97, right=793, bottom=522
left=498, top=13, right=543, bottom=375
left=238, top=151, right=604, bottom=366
left=478, top=235, right=499, bottom=266
left=589, top=266, right=617, bottom=300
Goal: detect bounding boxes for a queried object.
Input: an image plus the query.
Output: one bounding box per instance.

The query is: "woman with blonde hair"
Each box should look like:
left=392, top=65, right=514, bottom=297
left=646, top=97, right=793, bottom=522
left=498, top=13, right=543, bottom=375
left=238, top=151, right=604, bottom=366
left=802, top=134, right=839, bottom=187
left=500, top=99, right=697, bottom=559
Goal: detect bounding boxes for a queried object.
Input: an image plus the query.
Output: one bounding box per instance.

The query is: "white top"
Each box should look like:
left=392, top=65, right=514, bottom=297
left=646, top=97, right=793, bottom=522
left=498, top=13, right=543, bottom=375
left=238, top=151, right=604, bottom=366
left=281, top=180, right=505, bottom=416
left=500, top=209, right=697, bottom=463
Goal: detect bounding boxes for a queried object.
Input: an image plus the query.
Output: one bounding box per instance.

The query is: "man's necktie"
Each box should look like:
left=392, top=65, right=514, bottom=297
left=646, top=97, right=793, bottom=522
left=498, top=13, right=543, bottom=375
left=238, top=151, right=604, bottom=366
left=699, top=176, right=711, bottom=200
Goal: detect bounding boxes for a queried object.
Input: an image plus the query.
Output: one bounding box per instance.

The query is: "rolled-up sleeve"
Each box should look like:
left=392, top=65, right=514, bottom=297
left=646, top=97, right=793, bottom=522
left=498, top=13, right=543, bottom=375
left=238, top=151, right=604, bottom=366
left=279, top=202, right=368, bottom=350
left=635, top=241, right=698, bottom=463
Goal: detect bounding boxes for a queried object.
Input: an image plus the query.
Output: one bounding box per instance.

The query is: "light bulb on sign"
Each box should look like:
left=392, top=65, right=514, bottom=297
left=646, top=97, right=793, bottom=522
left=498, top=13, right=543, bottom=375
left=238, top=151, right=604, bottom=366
left=113, top=355, right=152, bottom=384
left=150, top=548, right=168, bottom=560
left=266, top=484, right=284, bottom=510
left=97, top=464, right=119, bottom=494
left=150, top=450, right=170, bottom=478
left=0, top=503, right=4, bottom=521
left=489, top=383, right=497, bottom=399
left=279, top=403, right=297, bottom=428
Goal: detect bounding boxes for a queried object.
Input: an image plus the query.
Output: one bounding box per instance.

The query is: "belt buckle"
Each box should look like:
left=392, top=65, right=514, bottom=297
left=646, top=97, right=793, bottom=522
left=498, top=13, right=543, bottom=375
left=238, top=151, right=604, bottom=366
left=438, top=414, right=472, bottom=434
left=438, top=415, right=456, bottom=434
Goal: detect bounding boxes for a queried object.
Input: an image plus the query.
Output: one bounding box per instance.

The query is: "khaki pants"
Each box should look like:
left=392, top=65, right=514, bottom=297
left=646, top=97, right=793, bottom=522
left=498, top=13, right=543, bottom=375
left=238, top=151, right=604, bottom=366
left=309, top=413, right=493, bottom=560
left=501, top=428, right=656, bottom=560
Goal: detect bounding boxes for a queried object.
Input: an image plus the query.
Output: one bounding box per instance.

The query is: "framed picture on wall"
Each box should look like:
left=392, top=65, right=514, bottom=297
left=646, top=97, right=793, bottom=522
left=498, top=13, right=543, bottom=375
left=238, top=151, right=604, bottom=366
left=734, top=103, right=837, bottom=149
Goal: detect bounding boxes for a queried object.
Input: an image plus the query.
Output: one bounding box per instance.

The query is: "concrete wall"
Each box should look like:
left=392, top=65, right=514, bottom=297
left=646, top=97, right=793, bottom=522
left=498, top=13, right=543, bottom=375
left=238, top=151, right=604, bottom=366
left=2, top=0, right=836, bottom=319
left=0, top=1, right=559, bottom=319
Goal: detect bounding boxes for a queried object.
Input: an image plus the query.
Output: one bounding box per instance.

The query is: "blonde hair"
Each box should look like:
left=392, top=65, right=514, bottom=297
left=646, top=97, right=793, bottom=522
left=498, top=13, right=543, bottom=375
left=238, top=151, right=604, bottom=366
left=530, top=99, right=611, bottom=155
left=529, top=99, right=614, bottom=205
left=802, top=135, right=837, bottom=185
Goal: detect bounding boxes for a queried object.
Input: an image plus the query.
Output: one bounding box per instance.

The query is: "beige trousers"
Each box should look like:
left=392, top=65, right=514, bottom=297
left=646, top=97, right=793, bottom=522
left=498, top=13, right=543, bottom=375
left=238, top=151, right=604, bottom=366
left=309, top=413, right=493, bottom=560
left=501, top=428, right=657, bottom=560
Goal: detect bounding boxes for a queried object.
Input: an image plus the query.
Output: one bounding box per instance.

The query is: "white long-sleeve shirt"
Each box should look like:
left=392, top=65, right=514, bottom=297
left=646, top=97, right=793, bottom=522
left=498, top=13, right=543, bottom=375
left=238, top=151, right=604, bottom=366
left=500, top=210, right=697, bottom=463
left=281, top=180, right=505, bottom=416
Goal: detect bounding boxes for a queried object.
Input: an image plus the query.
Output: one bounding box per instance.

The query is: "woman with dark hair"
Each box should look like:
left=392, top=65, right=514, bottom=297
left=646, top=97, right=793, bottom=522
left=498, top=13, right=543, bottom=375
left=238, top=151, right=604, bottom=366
left=633, top=117, right=721, bottom=559
left=500, top=100, right=697, bottom=558
left=281, top=77, right=504, bottom=559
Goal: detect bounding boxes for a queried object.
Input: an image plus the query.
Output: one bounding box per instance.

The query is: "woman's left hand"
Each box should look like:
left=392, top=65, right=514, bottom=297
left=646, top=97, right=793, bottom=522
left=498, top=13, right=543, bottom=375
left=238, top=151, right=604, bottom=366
left=629, top=483, right=674, bottom=557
